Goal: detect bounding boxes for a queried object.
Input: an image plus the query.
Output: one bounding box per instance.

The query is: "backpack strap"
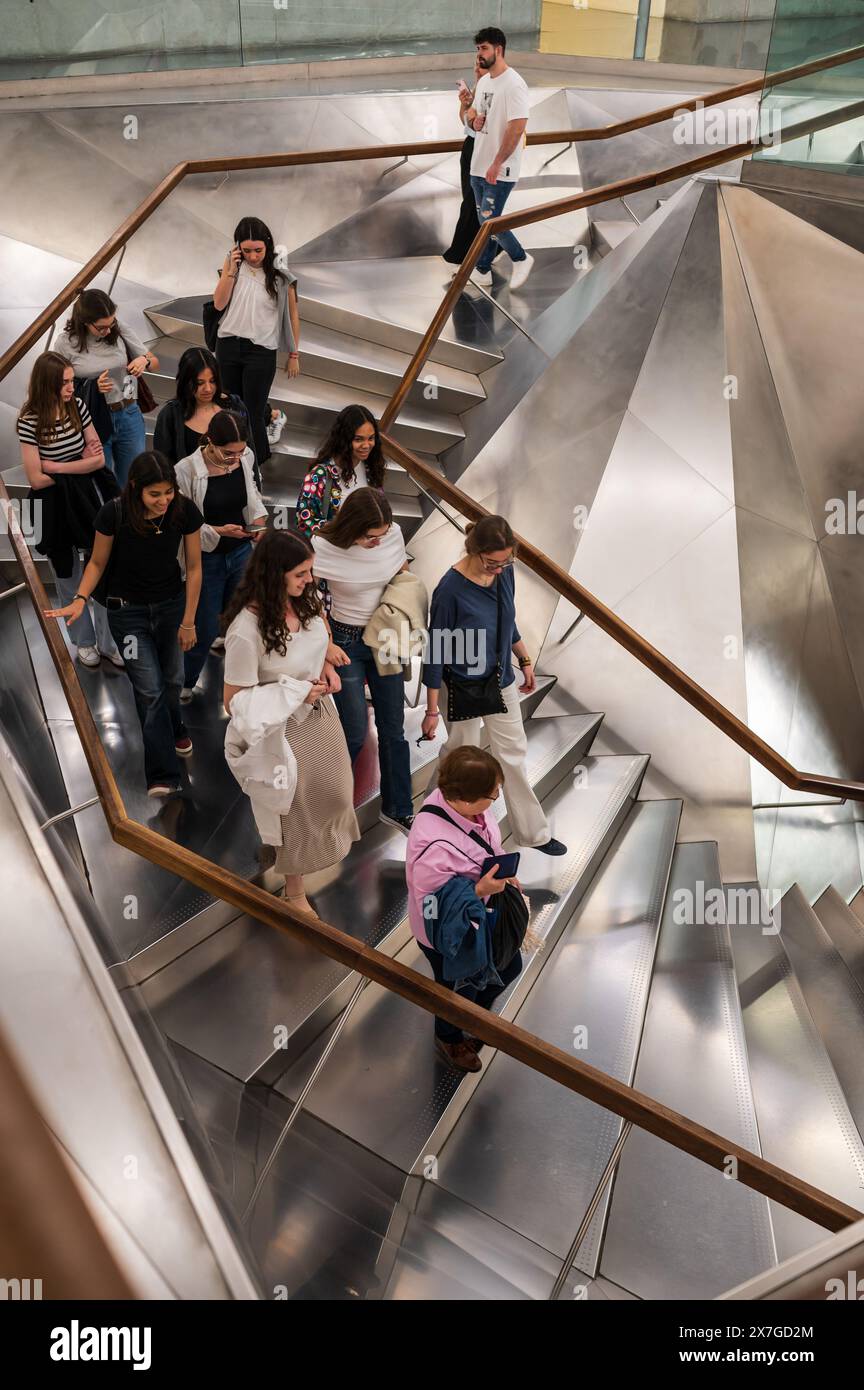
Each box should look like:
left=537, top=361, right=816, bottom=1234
left=417, top=803, right=495, bottom=857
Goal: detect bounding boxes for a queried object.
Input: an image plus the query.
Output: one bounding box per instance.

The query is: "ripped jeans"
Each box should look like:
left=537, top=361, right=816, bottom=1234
left=469, top=176, right=527, bottom=272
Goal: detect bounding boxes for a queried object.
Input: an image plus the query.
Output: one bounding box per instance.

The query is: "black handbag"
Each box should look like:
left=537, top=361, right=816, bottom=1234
left=445, top=576, right=506, bottom=721
left=417, top=804, right=529, bottom=970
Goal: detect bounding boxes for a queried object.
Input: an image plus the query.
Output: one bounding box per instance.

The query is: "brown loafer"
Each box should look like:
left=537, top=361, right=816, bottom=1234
left=435, top=1038, right=482, bottom=1073
left=464, top=1036, right=485, bottom=1053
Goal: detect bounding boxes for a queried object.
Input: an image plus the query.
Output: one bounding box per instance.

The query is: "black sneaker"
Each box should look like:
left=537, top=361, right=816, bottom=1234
left=380, top=812, right=414, bottom=836
left=535, top=838, right=567, bottom=856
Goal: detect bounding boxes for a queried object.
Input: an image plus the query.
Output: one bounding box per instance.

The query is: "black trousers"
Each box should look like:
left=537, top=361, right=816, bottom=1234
left=443, top=136, right=503, bottom=265
left=216, top=334, right=277, bottom=477
left=418, top=940, right=523, bottom=1043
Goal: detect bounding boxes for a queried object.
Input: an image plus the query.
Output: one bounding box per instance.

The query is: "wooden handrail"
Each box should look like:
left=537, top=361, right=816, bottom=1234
left=3, top=42, right=864, bottom=1248
left=1, top=40, right=862, bottom=386
left=380, top=435, right=864, bottom=803
left=1, top=481, right=860, bottom=1236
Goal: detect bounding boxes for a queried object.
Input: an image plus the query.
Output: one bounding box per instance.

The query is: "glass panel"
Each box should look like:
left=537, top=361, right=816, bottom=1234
left=539, top=0, right=776, bottom=68
left=755, top=2, right=864, bottom=174
left=0, top=0, right=243, bottom=81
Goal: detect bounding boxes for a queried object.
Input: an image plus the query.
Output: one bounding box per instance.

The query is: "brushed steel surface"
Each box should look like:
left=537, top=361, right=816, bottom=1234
left=433, top=798, right=681, bottom=1275
left=728, top=884, right=864, bottom=1264
left=0, top=730, right=256, bottom=1299
left=145, top=712, right=603, bottom=1083
left=600, top=842, right=776, bottom=1300
left=273, top=752, right=649, bottom=1170
left=145, top=311, right=486, bottom=413
left=775, top=884, right=864, bottom=1141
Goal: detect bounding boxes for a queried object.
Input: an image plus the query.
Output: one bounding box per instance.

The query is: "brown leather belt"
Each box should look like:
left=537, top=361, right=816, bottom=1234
left=108, top=399, right=135, bottom=412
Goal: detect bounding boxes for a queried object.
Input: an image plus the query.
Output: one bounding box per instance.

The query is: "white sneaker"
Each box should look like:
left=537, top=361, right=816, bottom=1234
left=266, top=409, right=287, bottom=445
left=180, top=686, right=196, bottom=703
left=470, top=267, right=494, bottom=288
left=509, top=254, right=535, bottom=291
left=76, top=645, right=100, bottom=668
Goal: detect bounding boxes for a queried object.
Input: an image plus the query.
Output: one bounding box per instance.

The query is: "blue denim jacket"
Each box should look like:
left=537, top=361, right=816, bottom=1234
left=428, top=874, right=501, bottom=991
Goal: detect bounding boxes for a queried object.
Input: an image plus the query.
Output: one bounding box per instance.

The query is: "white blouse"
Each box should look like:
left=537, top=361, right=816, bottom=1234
left=218, top=263, right=280, bottom=350
left=224, top=607, right=328, bottom=687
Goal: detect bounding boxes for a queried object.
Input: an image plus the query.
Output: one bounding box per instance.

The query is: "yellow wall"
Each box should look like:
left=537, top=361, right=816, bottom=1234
left=540, top=0, right=666, bottom=62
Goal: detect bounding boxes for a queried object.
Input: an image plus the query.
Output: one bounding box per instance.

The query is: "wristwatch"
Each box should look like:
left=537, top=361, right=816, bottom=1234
left=518, top=656, right=532, bottom=667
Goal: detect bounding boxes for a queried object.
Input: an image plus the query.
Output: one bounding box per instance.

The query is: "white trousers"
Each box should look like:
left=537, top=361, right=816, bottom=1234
left=441, top=679, right=550, bottom=848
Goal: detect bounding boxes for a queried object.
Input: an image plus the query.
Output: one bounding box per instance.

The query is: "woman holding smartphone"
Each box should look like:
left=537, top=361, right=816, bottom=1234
left=174, top=409, right=267, bottom=701
left=53, top=289, right=159, bottom=488
left=406, top=745, right=523, bottom=1072
left=222, top=529, right=359, bottom=916
left=45, top=452, right=203, bottom=799
left=153, top=346, right=248, bottom=465
left=17, top=351, right=123, bottom=669
left=213, top=216, right=300, bottom=472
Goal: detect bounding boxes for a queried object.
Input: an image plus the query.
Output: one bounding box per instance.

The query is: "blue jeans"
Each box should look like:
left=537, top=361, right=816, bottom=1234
left=103, top=402, right=145, bottom=489
left=331, top=625, right=413, bottom=820
left=418, top=941, right=523, bottom=1043
left=469, top=176, right=526, bottom=271
left=184, top=542, right=252, bottom=689
left=107, top=592, right=187, bottom=790
left=52, top=552, right=119, bottom=655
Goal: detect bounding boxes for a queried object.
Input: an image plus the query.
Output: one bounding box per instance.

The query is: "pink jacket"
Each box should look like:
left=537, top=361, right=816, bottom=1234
left=406, top=787, right=504, bottom=948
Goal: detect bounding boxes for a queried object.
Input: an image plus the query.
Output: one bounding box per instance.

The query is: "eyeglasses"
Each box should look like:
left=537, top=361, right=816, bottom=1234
left=480, top=555, right=514, bottom=571
left=89, top=319, right=116, bottom=334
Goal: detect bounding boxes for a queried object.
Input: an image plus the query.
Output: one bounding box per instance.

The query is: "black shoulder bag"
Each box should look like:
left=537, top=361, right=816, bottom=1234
left=417, top=804, right=528, bottom=970
left=445, top=576, right=507, bottom=721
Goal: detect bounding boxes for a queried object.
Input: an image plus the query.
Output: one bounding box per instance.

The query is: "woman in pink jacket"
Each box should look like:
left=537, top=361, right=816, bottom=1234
left=406, top=745, right=523, bottom=1073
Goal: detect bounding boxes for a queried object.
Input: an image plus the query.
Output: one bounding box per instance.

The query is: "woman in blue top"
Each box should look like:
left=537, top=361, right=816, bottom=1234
left=422, top=514, right=566, bottom=856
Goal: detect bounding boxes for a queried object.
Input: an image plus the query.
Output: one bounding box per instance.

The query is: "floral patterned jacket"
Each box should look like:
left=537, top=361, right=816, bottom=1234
left=295, top=461, right=343, bottom=538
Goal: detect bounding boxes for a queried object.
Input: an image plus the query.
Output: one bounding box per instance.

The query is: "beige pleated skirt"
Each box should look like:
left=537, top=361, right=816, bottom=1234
left=274, top=696, right=360, bottom=877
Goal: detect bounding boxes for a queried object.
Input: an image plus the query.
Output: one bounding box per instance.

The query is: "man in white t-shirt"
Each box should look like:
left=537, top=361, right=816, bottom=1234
left=464, top=27, right=534, bottom=291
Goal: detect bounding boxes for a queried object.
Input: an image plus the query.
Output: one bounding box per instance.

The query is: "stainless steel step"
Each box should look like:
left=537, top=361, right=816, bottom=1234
left=599, top=843, right=777, bottom=1300
left=812, top=884, right=864, bottom=991
left=142, top=705, right=601, bottom=1086
left=143, top=323, right=485, bottom=416
left=773, top=883, right=864, bottom=1143
left=270, top=751, right=650, bottom=1169
left=429, top=797, right=681, bottom=1277
left=728, top=882, right=864, bottom=1265
left=278, top=261, right=504, bottom=374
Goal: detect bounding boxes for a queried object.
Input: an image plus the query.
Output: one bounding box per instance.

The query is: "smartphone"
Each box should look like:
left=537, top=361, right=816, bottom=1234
left=480, top=852, right=520, bottom=881
left=245, top=521, right=268, bottom=534
left=457, top=79, right=470, bottom=95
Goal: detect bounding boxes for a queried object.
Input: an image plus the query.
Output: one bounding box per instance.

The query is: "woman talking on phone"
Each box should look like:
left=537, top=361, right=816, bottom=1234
left=174, top=409, right=267, bottom=702
left=53, top=289, right=159, bottom=488
left=46, top=452, right=203, bottom=799
left=212, top=216, right=300, bottom=471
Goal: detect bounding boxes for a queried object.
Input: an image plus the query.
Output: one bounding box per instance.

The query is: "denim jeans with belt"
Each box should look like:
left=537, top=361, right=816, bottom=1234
left=469, top=176, right=527, bottom=272
left=330, top=622, right=413, bottom=820
left=102, top=401, right=146, bottom=490
left=107, top=592, right=187, bottom=790
left=418, top=941, right=523, bottom=1043
left=184, top=541, right=252, bottom=689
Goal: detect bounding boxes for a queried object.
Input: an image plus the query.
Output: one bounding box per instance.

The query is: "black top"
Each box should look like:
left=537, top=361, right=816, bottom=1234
left=95, top=497, right=203, bottom=604
left=203, top=467, right=247, bottom=553
left=183, top=424, right=203, bottom=458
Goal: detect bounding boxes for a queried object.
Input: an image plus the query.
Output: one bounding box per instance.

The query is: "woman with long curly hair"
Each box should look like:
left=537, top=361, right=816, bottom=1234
left=212, top=215, right=300, bottom=470
left=296, top=404, right=386, bottom=538
left=222, top=528, right=359, bottom=915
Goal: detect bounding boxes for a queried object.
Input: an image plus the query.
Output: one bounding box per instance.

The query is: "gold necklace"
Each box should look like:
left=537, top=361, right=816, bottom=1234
left=147, top=516, right=163, bottom=535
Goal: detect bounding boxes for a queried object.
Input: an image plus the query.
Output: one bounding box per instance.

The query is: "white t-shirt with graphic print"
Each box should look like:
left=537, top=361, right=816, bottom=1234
left=468, top=66, right=530, bottom=183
